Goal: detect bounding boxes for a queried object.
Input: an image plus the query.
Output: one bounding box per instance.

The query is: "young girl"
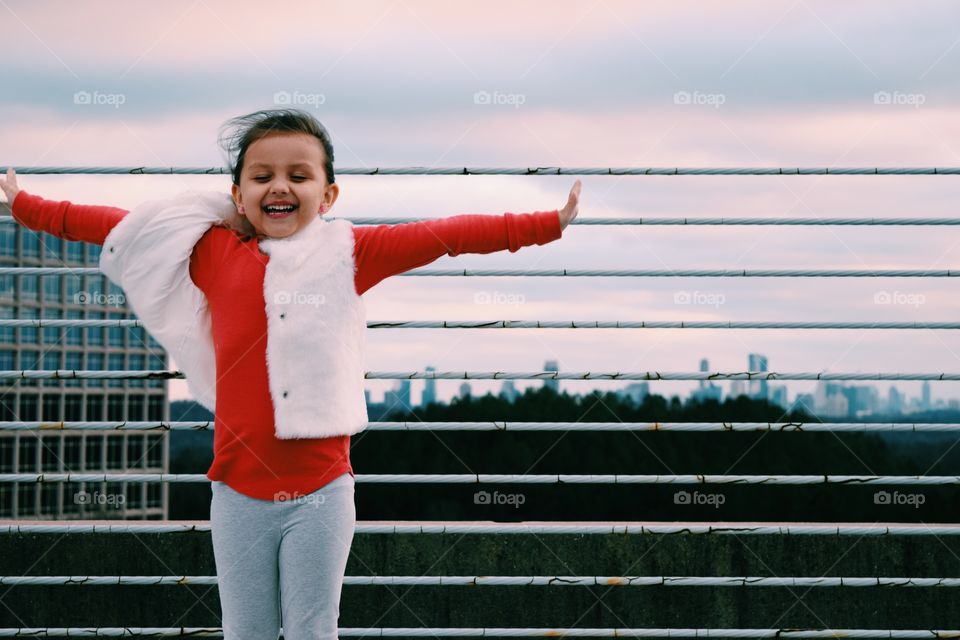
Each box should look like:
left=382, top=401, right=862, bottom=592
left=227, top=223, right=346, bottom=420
left=0, top=108, right=580, bottom=640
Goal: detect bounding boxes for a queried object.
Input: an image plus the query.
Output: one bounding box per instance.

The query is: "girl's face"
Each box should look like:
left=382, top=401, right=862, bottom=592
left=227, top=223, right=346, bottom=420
left=231, top=132, right=339, bottom=240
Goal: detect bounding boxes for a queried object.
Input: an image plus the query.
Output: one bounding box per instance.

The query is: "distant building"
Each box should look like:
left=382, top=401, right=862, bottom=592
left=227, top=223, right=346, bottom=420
left=887, top=386, right=903, bottom=415
left=771, top=386, right=788, bottom=409
left=499, top=380, right=519, bottom=403
left=543, top=360, right=559, bottom=393
left=748, top=353, right=768, bottom=401
left=459, top=382, right=472, bottom=399
left=691, top=358, right=722, bottom=403
left=617, top=383, right=649, bottom=406
left=922, top=381, right=932, bottom=411
left=384, top=380, right=412, bottom=413
left=421, top=366, right=437, bottom=407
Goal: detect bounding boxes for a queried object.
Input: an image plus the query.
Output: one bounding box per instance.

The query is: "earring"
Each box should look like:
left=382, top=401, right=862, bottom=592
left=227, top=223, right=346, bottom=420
left=238, top=205, right=245, bottom=214
left=319, top=205, right=327, bottom=213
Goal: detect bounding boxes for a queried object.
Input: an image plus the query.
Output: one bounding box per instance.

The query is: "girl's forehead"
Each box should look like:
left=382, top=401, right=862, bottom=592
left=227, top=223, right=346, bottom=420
left=247, top=133, right=324, bottom=164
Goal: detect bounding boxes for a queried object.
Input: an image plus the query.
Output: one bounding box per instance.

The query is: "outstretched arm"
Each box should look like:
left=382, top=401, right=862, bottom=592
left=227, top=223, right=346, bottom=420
left=0, top=168, right=128, bottom=245
left=353, top=180, right=581, bottom=295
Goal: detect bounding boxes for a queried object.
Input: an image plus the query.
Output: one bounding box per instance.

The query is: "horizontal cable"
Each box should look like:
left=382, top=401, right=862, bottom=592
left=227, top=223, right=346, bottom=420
left=3, top=575, right=959, bottom=588
left=1, top=628, right=959, bottom=638
left=3, top=421, right=960, bottom=433
left=0, top=473, right=956, bottom=485
left=5, top=369, right=960, bottom=381
left=5, top=521, right=959, bottom=536
left=337, top=216, right=960, bottom=226
left=0, top=266, right=956, bottom=277
left=4, top=319, right=960, bottom=331
left=9, top=165, right=960, bottom=175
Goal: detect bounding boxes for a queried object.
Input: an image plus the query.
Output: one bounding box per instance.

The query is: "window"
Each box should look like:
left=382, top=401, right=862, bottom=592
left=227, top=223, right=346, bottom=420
left=20, top=275, right=37, bottom=301
left=106, top=435, right=124, bottom=469
left=146, top=434, right=163, bottom=467
left=41, top=395, right=61, bottom=420
left=65, top=351, right=82, bottom=387
left=129, top=354, right=144, bottom=388
left=107, top=394, right=124, bottom=421
left=42, top=351, right=61, bottom=388
left=0, top=225, right=16, bottom=256
left=127, top=435, right=144, bottom=468
left=65, top=310, right=82, bottom=346
left=40, top=483, right=59, bottom=515
left=147, top=483, right=162, bottom=508
left=85, top=395, right=103, bottom=421
left=147, top=395, right=164, bottom=421
left=18, top=307, right=38, bottom=345
left=85, top=437, right=103, bottom=470
left=126, top=482, right=143, bottom=509
left=18, top=438, right=37, bottom=472
left=66, top=241, right=84, bottom=263
left=42, top=275, right=60, bottom=302
left=21, top=230, right=39, bottom=258
left=19, top=348, right=39, bottom=389
left=63, top=436, right=81, bottom=470
left=65, top=394, right=82, bottom=420
left=86, top=310, right=104, bottom=346
left=148, top=353, right=165, bottom=388
left=62, top=481, right=81, bottom=513
left=128, top=394, right=144, bottom=420
left=108, top=312, right=125, bottom=347
left=87, top=244, right=101, bottom=262
left=18, top=483, right=36, bottom=516
left=87, top=352, right=103, bottom=388
left=0, top=307, right=13, bottom=344
left=42, top=308, right=61, bottom=345
left=65, top=275, right=82, bottom=305
left=0, top=350, right=14, bottom=369
left=42, top=235, right=61, bottom=260
left=0, top=275, right=13, bottom=300
left=41, top=436, right=61, bottom=471
left=18, top=395, right=37, bottom=421
left=107, top=353, right=124, bottom=388
left=0, top=438, right=13, bottom=472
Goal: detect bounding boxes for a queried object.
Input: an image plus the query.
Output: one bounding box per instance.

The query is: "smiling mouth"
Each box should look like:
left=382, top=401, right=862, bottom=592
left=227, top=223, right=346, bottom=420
left=262, top=204, right=298, bottom=219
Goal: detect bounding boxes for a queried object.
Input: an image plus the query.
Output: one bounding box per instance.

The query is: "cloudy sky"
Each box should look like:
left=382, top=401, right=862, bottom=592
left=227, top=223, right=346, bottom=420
left=3, top=0, right=960, bottom=408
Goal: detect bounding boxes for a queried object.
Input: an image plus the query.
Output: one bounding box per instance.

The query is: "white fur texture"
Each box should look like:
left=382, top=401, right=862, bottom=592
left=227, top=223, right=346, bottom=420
left=99, top=190, right=369, bottom=439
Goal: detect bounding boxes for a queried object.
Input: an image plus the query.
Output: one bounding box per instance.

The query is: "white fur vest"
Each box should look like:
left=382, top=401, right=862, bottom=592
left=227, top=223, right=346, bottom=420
left=99, top=190, right=368, bottom=440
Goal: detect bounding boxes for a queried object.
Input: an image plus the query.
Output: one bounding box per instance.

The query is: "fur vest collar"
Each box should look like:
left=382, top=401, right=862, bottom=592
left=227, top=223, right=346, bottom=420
left=99, top=190, right=368, bottom=440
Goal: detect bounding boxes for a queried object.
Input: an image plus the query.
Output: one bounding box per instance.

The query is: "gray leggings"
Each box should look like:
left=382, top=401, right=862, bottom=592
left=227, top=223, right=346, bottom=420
left=210, top=472, right=356, bottom=640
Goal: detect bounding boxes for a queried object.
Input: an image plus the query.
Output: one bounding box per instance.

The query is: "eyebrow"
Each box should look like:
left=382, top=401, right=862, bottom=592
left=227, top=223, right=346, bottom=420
left=247, top=162, right=315, bottom=170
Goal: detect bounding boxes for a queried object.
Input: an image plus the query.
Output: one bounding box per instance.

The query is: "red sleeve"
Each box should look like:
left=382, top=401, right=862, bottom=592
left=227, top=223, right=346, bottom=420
left=352, top=209, right=562, bottom=295
left=189, top=226, right=235, bottom=291
left=10, top=190, right=128, bottom=246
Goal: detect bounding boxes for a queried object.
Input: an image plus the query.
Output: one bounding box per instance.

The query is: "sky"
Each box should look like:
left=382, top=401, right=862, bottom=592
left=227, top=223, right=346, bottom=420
left=2, top=0, right=960, bottom=409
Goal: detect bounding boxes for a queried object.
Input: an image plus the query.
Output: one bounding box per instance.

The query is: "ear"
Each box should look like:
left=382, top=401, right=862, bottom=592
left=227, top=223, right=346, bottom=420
left=324, top=183, right=340, bottom=210
left=231, top=183, right=243, bottom=214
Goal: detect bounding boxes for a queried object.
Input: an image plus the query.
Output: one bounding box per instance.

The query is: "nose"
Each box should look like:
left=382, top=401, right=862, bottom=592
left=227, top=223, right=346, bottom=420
left=270, top=177, right=291, bottom=194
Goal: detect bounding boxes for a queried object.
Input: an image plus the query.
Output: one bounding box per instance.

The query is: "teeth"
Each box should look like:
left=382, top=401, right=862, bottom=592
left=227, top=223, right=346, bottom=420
left=263, top=204, right=296, bottom=214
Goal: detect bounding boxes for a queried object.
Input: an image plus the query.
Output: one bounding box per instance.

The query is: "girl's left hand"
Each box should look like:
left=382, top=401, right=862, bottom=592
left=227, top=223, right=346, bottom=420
left=559, top=180, right=581, bottom=231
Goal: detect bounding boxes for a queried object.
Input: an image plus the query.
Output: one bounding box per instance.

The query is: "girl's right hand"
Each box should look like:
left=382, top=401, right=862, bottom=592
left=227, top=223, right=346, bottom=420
left=0, top=168, right=20, bottom=204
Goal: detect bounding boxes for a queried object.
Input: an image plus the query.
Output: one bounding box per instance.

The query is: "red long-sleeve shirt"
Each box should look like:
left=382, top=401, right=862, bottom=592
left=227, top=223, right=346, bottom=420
left=11, top=191, right=563, bottom=500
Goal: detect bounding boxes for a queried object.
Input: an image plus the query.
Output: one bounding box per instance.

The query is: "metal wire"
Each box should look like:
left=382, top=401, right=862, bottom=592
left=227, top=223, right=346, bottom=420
left=5, top=522, right=957, bottom=536
left=8, top=165, right=960, bottom=175
left=2, top=421, right=958, bottom=433
left=4, top=369, right=960, bottom=381
left=0, top=628, right=959, bottom=638
left=3, top=319, right=960, bottom=330
left=0, top=266, right=956, bottom=277
left=3, top=575, right=958, bottom=587
left=0, top=473, right=955, bottom=485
